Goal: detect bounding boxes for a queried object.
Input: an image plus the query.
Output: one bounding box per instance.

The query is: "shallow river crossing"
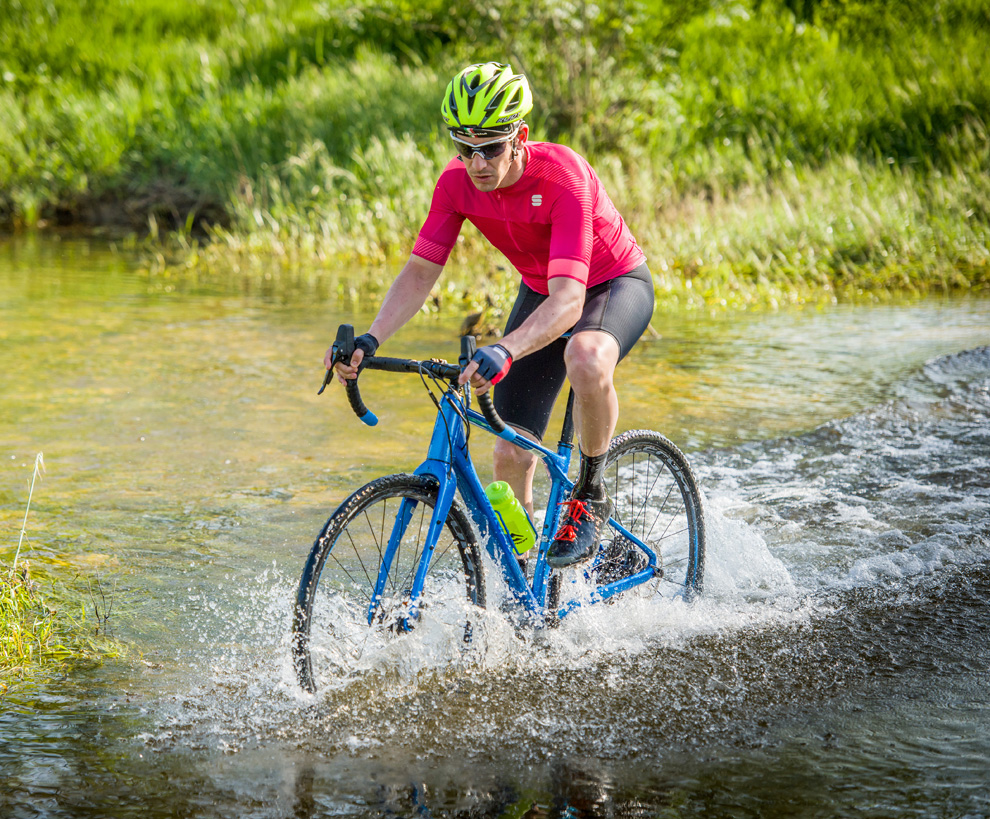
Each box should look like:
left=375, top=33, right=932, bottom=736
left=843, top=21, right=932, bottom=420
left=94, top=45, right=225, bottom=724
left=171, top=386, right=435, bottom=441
left=1, top=236, right=989, bottom=817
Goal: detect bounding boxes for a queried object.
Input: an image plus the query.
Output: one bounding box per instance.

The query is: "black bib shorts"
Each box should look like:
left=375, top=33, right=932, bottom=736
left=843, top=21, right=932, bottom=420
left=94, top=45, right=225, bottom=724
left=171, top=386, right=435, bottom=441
left=493, top=262, right=655, bottom=441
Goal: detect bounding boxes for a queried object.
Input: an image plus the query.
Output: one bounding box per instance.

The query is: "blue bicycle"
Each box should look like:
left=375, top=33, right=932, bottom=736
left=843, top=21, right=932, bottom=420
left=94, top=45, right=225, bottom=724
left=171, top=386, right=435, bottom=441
left=292, top=325, right=706, bottom=693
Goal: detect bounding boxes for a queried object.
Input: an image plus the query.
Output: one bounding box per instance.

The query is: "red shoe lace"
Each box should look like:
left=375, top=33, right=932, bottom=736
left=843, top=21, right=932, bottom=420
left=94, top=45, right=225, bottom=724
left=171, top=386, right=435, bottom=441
left=554, top=498, right=593, bottom=542
left=560, top=498, right=592, bottom=522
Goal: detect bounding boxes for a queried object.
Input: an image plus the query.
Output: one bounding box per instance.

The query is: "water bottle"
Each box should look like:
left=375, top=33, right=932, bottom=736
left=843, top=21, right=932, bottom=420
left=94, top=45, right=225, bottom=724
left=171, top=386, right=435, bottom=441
left=485, top=481, right=537, bottom=556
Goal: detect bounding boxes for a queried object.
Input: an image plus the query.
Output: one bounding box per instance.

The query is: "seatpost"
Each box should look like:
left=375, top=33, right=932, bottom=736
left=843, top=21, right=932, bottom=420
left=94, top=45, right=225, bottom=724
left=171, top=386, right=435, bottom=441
left=558, top=388, right=576, bottom=449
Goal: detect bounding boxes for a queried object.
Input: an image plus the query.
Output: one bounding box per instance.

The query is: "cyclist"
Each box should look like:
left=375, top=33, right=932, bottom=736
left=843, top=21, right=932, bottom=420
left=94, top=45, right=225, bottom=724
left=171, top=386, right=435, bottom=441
left=329, top=62, right=655, bottom=569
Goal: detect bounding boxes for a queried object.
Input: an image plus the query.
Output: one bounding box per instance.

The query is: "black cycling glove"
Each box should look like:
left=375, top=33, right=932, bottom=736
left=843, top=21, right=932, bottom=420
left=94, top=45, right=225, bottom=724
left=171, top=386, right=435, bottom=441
left=353, top=333, right=379, bottom=358
left=470, top=344, right=513, bottom=385
left=350, top=332, right=379, bottom=373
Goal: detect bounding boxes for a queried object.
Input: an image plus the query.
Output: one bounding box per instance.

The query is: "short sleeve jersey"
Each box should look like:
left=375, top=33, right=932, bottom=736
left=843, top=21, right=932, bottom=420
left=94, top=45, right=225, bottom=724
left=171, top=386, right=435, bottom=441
left=411, top=142, right=646, bottom=295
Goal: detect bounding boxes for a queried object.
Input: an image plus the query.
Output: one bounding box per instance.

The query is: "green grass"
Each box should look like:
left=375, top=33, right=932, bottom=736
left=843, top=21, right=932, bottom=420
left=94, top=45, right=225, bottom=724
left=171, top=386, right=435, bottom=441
left=158, top=120, right=990, bottom=312
left=2, top=454, right=119, bottom=688
left=2, top=566, right=79, bottom=678
left=1, top=561, right=119, bottom=690
left=1, top=0, right=989, bottom=308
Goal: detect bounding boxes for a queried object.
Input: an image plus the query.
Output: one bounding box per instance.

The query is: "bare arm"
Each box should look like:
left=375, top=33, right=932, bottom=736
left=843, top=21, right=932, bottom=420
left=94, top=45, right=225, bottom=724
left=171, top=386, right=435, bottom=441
left=327, top=254, right=444, bottom=380
left=499, top=272, right=585, bottom=359
left=459, top=269, right=586, bottom=391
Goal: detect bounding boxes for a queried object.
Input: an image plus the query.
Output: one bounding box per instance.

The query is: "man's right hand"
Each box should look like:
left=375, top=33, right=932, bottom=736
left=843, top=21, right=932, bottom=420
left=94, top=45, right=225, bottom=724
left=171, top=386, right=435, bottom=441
left=326, top=333, right=379, bottom=384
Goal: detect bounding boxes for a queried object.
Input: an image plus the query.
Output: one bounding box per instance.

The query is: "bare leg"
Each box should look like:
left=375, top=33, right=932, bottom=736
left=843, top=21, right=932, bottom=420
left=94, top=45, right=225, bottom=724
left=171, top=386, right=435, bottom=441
left=494, top=330, right=620, bottom=513
left=545, top=331, right=621, bottom=568
left=564, top=330, right=621, bottom=459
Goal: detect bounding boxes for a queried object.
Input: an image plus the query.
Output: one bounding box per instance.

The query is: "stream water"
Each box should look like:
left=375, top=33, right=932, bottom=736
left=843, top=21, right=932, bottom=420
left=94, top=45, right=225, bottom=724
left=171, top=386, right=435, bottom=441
left=1, top=234, right=989, bottom=817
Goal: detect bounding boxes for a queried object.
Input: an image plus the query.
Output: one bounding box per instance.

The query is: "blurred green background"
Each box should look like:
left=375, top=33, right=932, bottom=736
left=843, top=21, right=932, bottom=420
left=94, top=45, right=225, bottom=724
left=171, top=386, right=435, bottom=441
left=2, top=0, right=988, bottom=305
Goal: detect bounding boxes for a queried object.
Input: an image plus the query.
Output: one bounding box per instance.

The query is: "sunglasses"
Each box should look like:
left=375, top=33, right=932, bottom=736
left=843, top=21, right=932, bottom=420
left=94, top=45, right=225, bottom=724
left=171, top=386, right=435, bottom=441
left=451, top=132, right=516, bottom=161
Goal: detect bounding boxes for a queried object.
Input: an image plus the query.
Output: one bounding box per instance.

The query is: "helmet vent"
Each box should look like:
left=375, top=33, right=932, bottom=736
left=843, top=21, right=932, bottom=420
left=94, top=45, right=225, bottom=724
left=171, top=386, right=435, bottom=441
left=441, top=62, right=533, bottom=130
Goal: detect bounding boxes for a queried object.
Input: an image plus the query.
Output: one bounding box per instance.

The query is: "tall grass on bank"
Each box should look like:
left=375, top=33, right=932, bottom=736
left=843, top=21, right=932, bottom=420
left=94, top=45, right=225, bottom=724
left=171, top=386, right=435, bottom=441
left=1, top=565, right=79, bottom=681
left=158, top=120, right=989, bottom=312
left=2, top=453, right=67, bottom=678
left=2, top=0, right=989, bottom=305
left=2, top=454, right=118, bottom=686
left=621, top=124, right=990, bottom=308
left=3, top=1, right=988, bottom=221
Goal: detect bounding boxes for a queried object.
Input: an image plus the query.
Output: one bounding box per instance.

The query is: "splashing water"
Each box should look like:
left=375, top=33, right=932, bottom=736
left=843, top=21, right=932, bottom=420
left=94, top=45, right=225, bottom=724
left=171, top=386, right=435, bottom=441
left=147, top=346, right=990, bottom=777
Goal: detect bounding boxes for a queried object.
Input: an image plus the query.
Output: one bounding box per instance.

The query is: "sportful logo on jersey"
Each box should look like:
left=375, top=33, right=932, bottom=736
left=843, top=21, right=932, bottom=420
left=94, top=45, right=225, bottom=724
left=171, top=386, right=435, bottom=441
left=531, top=195, right=543, bottom=206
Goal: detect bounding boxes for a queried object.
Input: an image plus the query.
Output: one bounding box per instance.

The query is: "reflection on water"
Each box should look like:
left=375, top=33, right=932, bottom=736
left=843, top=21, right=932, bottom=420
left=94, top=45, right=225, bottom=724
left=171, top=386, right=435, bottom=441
left=2, top=235, right=990, bottom=817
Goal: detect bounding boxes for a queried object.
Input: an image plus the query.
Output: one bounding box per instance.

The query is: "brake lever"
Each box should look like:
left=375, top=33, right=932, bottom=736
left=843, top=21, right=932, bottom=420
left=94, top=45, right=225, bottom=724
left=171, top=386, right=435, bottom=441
left=318, top=324, right=356, bottom=395
left=458, top=334, right=478, bottom=401
left=317, top=369, right=333, bottom=395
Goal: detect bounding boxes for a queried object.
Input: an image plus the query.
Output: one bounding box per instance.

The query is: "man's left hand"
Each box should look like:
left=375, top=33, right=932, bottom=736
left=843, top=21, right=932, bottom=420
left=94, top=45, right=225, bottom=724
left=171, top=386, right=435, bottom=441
left=459, top=343, right=513, bottom=392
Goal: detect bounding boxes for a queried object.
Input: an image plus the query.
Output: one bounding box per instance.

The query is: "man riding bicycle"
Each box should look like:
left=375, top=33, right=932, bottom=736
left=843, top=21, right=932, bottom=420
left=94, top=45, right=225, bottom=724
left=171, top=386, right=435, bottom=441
left=329, top=62, right=655, bottom=569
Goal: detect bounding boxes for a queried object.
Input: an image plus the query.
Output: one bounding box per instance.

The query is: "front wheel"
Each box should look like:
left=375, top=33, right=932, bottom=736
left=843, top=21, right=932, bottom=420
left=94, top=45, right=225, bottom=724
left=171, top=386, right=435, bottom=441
left=292, top=474, right=486, bottom=693
left=594, top=430, right=706, bottom=601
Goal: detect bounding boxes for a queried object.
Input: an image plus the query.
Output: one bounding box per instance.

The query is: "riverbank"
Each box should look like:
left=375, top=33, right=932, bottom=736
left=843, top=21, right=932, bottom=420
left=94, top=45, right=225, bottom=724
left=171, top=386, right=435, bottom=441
left=157, top=139, right=989, bottom=313
left=2, top=0, right=988, bottom=308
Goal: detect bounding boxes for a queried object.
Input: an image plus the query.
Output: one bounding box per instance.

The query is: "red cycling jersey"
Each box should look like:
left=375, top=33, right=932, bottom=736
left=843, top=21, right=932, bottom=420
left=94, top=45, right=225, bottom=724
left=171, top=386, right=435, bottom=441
left=411, top=142, right=646, bottom=295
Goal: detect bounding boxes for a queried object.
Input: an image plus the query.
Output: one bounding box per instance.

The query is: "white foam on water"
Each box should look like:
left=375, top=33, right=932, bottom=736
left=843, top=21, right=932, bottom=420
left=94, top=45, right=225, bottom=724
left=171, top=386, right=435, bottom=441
left=701, top=346, right=990, bottom=597
left=144, top=346, right=990, bottom=757
left=702, top=492, right=796, bottom=600
left=147, top=497, right=821, bottom=755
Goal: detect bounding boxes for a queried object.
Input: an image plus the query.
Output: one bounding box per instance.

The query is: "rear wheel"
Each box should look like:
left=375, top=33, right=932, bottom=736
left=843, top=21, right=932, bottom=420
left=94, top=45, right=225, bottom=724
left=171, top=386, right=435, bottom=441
left=292, top=474, right=486, bottom=693
left=594, top=430, right=705, bottom=600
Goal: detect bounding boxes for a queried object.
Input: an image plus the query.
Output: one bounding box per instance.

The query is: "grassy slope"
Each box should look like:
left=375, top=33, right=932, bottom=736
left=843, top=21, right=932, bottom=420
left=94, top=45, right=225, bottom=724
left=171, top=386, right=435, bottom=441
left=0, top=0, right=988, bottom=307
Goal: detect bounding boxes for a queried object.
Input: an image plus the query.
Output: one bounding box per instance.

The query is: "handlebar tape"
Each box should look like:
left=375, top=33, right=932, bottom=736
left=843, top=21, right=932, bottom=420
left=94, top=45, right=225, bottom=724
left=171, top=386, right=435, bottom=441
left=346, top=378, right=379, bottom=426
left=478, top=391, right=515, bottom=442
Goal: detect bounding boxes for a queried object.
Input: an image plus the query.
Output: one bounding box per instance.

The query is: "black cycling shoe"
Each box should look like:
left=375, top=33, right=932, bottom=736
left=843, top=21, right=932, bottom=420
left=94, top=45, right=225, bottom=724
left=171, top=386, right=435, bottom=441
left=547, top=491, right=613, bottom=569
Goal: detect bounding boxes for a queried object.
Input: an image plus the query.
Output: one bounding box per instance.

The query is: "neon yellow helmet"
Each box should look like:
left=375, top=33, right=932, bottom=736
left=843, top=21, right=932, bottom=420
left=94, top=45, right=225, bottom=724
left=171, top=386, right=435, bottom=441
left=441, top=62, right=533, bottom=134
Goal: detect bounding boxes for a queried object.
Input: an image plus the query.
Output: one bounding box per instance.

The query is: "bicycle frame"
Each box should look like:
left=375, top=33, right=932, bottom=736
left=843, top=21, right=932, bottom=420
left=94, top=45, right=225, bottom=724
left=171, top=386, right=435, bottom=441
left=382, top=383, right=661, bottom=627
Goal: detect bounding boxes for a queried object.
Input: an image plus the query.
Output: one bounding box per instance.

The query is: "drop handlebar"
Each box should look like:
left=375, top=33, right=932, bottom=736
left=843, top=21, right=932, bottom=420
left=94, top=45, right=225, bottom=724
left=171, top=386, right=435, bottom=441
left=319, top=324, right=509, bottom=434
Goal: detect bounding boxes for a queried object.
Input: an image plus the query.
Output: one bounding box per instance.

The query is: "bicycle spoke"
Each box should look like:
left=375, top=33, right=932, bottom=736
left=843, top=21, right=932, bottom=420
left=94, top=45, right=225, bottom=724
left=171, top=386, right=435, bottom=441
left=643, top=483, right=677, bottom=542
left=293, top=475, right=486, bottom=693
left=328, top=535, right=373, bottom=598
left=587, top=431, right=705, bottom=604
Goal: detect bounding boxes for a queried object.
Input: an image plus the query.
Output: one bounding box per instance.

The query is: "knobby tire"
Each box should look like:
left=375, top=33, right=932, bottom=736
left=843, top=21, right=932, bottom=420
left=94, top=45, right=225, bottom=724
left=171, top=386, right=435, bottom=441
left=593, top=430, right=706, bottom=600
left=292, top=474, right=486, bottom=693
